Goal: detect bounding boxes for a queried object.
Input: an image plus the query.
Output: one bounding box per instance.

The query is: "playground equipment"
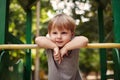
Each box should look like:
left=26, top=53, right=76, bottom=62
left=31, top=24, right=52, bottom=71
left=0, top=43, right=120, bottom=49
left=0, top=0, right=34, bottom=80
left=0, top=0, right=120, bottom=80
left=98, top=0, right=120, bottom=79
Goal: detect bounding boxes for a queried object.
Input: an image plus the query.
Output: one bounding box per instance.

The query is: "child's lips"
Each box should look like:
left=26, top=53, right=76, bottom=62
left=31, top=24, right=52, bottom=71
left=55, top=41, right=64, bottom=47
left=56, top=41, right=63, bottom=43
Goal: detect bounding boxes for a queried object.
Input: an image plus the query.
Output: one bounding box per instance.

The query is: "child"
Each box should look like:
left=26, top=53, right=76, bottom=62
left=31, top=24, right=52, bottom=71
left=35, top=13, right=88, bottom=80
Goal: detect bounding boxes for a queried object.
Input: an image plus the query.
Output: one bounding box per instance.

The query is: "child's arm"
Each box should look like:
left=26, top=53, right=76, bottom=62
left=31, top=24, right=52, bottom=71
left=35, top=36, right=57, bottom=49
left=35, top=36, right=62, bottom=63
left=60, top=36, right=88, bottom=57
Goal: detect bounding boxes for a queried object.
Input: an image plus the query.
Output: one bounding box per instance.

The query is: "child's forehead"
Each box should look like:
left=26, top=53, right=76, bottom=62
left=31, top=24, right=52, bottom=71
left=51, top=26, right=71, bottom=31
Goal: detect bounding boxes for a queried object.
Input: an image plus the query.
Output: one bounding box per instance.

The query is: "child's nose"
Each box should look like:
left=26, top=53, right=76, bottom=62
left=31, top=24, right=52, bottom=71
left=57, top=34, right=62, bottom=38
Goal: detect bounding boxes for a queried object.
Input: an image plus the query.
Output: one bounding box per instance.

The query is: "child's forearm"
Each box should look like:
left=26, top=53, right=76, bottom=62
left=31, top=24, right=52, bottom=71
left=63, top=36, right=88, bottom=50
left=35, top=36, right=62, bottom=63
left=35, top=36, right=57, bottom=49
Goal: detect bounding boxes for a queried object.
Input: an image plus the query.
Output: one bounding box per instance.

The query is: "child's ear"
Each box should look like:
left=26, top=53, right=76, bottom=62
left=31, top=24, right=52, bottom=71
left=72, top=32, right=75, bottom=37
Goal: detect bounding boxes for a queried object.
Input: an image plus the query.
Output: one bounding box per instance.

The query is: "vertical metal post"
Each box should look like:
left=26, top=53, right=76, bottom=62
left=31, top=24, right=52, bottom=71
left=35, top=1, right=40, bottom=80
left=24, top=9, right=32, bottom=80
left=111, top=0, right=120, bottom=79
left=111, top=0, right=120, bottom=43
left=0, top=0, right=9, bottom=44
left=98, top=4, right=107, bottom=80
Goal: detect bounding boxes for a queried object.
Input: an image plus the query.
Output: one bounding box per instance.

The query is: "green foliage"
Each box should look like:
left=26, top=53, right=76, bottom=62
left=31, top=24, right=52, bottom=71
left=79, top=49, right=100, bottom=75
left=39, top=49, right=48, bottom=73
left=9, top=0, right=26, bottom=42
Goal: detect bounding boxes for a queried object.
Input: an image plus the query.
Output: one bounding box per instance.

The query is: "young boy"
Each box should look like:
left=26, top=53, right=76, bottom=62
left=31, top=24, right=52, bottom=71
left=35, top=13, right=88, bottom=80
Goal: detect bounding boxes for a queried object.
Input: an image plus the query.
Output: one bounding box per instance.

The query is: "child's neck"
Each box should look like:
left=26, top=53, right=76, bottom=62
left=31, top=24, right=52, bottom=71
left=59, top=47, right=63, bottom=49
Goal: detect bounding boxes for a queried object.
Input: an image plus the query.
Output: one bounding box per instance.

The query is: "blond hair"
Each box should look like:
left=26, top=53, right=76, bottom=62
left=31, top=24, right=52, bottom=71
left=48, top=14, right=76, bottom=33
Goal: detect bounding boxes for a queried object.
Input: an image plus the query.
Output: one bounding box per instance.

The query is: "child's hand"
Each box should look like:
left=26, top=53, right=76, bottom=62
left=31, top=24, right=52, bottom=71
left=53, top=47, right=62, bottom=64
left=60, top=47, right=68, bottom=58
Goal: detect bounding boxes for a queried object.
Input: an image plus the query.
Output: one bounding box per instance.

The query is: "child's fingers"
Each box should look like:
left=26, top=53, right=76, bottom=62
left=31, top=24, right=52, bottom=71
left=65, top=53, right=69, bottom=56
left=54, top=53, right=60, bottom=60
left=60, top=48, right=68, bottom=58
left=54, top=56, right=60, bottom=60
left=53, top=47, right=59, bottom=54
left=53, top=53, right=62, bottom=64
left=54, top=57, right=62, bottom=64
left=61, top=52, right=67, bottom=58
left=58, top=58, right=62, bottom=64
left=54, top=53, right=60, bottom=58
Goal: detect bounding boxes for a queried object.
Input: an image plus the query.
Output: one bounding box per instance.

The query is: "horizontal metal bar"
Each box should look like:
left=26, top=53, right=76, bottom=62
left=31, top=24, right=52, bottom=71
left=0, top=43, right=120, bottom=49
left=85, top=43, right=120, bottom=48
left=0, top=44, right=38, bottom=49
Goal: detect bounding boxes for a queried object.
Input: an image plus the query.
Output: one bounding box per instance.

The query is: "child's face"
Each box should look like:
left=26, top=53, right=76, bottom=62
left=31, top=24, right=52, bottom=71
left=49, top=28, right=73, bottom=48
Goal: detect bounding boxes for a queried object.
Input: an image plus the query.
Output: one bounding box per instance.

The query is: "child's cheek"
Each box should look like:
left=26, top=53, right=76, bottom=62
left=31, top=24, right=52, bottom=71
left=49, top=37, right=55, bottom=42
left=51, top=39, right=56, bottom=43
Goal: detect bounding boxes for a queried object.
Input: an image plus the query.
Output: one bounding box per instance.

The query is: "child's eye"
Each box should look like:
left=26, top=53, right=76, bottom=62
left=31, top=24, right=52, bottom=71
left=62, top=32, right=67, bottom=34
left=52, top=32, right=57, bottom=34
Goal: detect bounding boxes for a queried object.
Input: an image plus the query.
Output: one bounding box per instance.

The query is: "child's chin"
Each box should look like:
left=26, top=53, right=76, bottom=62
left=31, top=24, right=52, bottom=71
left=58, top=45, right=64, bottom=48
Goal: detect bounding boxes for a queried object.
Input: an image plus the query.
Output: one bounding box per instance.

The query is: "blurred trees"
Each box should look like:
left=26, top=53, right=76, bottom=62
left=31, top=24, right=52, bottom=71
left=0, top=0, right=114, bottom=80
